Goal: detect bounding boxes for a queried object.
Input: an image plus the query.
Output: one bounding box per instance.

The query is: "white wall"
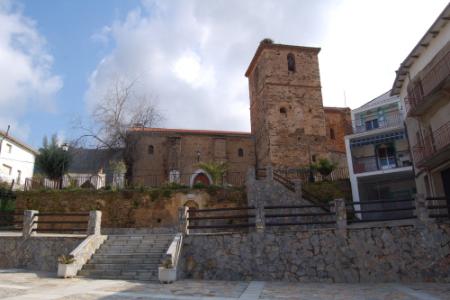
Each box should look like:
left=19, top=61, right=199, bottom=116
left=0, top=138, right=36, bottom=188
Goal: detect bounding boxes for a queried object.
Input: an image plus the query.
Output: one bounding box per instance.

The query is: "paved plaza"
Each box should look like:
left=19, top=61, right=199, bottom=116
left=0, top=270, right=450, bottom=300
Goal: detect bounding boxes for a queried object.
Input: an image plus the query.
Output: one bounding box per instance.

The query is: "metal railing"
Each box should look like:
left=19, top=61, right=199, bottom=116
left=426, top=196, right=450, bottom=220
left=406, top=50, right=450, bottom=115
left=0, top=211, right=23, bottom=231
left=412, top=120, right=450, bottom=167
left=346, top=198, right=416, bottom=223
left=353, top=151, right=412, bottom=174
left=352, top=113, right=404, bottom=134
left=187, top=206, right=256, bottom=231
left=32, top=212, right=90, bottom=233
left=264, top=204, right=335, bottom=227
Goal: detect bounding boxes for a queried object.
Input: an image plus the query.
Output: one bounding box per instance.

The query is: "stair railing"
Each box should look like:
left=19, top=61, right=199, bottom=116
left=165, top=233, right=183, bottom=271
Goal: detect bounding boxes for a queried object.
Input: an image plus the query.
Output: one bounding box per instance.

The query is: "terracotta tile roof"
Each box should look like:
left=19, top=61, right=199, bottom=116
left=128, top=127, right=252, bottom=137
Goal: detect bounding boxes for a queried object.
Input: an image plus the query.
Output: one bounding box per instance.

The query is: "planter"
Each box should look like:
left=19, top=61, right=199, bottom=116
left=158, top=267, right=177, bottom=283
left=57, top=263, right=78, bottom=278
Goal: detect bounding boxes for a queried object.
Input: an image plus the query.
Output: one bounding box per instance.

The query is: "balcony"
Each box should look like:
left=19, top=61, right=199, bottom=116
left=405, top=50, right=450, bottom=116
left=353, top=151, right=412, bottom=174
left=412, top=120, right=450, bottom=168
left=352, top=113, right=403, bottom=134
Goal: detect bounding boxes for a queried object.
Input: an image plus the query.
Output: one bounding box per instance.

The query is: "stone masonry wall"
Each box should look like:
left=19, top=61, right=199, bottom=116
left=15, top=189, right=246, bottom=230
left=181, top=222, right=450, bottom=282
left=0, top=236, right=83, bottom=271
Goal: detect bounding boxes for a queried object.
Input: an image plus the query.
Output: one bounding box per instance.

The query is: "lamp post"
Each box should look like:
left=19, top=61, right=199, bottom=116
left=196, top=150, right=201, bottom=162
left=308, top=144, right=315, bottom=183
left=60, top=143, right=69, bottom=189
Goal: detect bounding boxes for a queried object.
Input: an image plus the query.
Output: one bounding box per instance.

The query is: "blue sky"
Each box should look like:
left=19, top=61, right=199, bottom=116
left=0, top=0, right=448, bottom=149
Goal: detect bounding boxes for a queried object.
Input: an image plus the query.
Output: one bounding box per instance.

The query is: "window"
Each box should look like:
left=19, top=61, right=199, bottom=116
left=169, top=170, right=180, bottom=183
left=2, top=164, right=12, bottom=176
left=280, top=107, right=287, bottom=115
left=312, top=155, right=317, bottom=162
left=238, top=148, right=244, bottom=157
left=287, top=53, right=296, bottom=72
left=16, top=170, right=21, bottom=185
left=6, top=143, right=12, bottom=153
left=148, top=145, right=154, bottom=155
left=330, top=128, right=335, bottom=140
left=365, top=119, right=379, bottom=131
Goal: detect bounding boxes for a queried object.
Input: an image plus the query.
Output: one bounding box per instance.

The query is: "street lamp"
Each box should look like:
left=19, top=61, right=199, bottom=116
left=196, top=150, right=201, bottom=162
left=60, top=143, right=69, bottom=189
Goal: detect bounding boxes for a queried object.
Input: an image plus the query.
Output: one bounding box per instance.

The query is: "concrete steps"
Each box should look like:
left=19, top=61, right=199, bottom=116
left=79, top=234, right=173, bottom=281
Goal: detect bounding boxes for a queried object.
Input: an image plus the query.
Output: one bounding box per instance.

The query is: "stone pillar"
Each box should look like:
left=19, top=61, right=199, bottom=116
left=266, top=165, right=273, bottom=181
left=87, top=210, right=102, bottom=235
left=414, top=193, right=430, bottom=223
left=255, top=199, right=265, bottom=233
left=334, top=198, right=347, bottom=230
left=23, top=210, right=38, bottom=238
left=293, top=179, right=302, bottom=200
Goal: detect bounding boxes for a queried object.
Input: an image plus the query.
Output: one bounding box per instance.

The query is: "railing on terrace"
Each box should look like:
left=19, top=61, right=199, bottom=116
left=264, top=204, right=335, bottom=228
left=412, top=120, right=450, bottom=167
left=187, top=206, right=256, bottom=231
left=271, top=167, right=349, bottom=182
left=353, top=151, right=412, bottom=174
left=32, top=212, right=90, bottom=234
left=0, top=211, right=23, bottom=231
left=405, top=50, right=450, bottom=115
left=346, top=198, right=417, bottom=223
left=24, top=174, right=110, bottom=191
left=426, top=196, right=450, bottom=220
left=352, top=113, right=404, bottom=134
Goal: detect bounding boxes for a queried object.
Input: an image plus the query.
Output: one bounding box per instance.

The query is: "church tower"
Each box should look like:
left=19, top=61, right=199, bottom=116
left=246, top=40, right=329, bottom=170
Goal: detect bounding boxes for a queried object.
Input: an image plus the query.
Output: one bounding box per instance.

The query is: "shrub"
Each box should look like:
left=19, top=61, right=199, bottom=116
left=58, top=254, right=75, bottom=264
left=193, top=182, right=206, bottom=189
left=311, top=158, right=338, bottom=178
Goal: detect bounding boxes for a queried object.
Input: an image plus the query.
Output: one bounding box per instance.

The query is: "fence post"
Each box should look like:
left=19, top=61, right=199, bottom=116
left=255, top=200, right=265, bottom=233
left=23, top=210, right=38, bottom=238
left=333, top=198, right=347, bottom=230
left=87, top=210, right=102, bottom=235
left=178, top=206, right=189, bottom=235
left=414, top=194, right=430, bottom=223
left=266, top=165, right=273, bottom=181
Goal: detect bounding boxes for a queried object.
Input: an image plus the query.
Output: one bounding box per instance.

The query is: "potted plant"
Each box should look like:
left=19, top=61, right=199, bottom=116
left=158, top=258, right=176, bottom=283
left=57, top=254, right=77, bottom=278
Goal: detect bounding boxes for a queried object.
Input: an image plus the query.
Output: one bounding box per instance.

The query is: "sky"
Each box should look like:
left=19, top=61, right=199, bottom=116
left=0, top=0, right=448, bottom=149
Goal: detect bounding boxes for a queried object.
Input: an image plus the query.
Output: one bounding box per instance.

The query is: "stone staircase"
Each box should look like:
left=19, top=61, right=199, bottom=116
left=79, top=234, right=173, bottom=281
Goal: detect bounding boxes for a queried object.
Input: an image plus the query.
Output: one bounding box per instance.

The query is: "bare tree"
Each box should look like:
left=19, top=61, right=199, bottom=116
left=74, top=77, right=163, bottom=184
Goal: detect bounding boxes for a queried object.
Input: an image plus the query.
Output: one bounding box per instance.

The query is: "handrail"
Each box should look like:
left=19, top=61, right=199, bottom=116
left=347, top=198, right=413, bottom=205
left=189, top=206, right=255, bottom=212
left=165, top=233, right=183, bottom=271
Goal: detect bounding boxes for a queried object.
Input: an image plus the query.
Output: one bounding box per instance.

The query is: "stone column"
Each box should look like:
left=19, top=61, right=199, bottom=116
left=255, top=199, right=265, bottom=233
left=414, top=193, right=430, bottom=223
left=23, top=210, right=38, bottom=238
left=266, top=165, right=273, bottom=181
left=334, top=198, right=347, bottom=230
left=293, top=179, right=302, bottom=200
left=87, top=210, right=102, bottom=235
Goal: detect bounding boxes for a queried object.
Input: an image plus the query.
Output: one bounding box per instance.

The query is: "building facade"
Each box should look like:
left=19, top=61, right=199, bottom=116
left=391, top=4, right=450, bottom=201
left=345, top=92, right=416, bottom=215
left=0, top=130, right=37, bottom=190
left=129, top=42, right=351, bottom=186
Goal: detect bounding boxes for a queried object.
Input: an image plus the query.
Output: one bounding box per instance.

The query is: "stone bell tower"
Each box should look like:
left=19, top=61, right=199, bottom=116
left=245, top=40, right=328, bottom=170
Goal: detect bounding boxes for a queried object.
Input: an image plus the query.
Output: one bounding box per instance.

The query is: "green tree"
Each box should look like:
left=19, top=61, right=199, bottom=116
left=311, top=158, right=337, bottom=179
left=197, top=161, right=227, bottom=185
left=35, top=135, right=72, bottom=180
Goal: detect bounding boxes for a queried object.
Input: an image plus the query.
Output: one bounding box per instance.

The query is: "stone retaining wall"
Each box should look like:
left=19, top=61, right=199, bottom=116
left=0, top=236, right=84, bottom=271
left=181, top=222, right=450, bottom=282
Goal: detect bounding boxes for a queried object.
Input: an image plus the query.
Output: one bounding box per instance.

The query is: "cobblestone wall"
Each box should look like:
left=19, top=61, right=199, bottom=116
left=0, top=236, right=84, bottom=271
left=181, top=222, right=450, bottom=282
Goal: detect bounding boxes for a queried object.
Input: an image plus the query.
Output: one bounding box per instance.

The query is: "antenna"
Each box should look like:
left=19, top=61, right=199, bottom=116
left=343, top=90, right=347, bottom=107
left=6, top=125, right=10, bottom=136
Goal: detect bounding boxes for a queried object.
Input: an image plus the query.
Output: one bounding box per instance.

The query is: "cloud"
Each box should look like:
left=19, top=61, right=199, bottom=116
left=86, top=0, right=447, bottom=131
left=0, top=1, right=62, bottom=138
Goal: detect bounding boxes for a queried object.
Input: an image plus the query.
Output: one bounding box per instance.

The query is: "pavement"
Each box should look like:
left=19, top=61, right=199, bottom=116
left=0, top=269, right=450, bottom=300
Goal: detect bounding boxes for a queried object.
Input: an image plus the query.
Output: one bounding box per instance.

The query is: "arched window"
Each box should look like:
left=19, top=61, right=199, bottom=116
left=287, top=53, right=296, bottom=72
left=280, top=107, right=287, bottom=115
left=148, top=145, right=154, bottom=155
left=238, top=148, right=244, bottom=157
left=312, top=155, right=317, bottom=162
left=330, top=128, right=335, bottom=140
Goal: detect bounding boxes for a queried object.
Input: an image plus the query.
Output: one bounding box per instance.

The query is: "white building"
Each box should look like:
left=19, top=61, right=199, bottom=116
left=0, top=130, right=37, bottom=190
left=345, top=92, right=416, bottom=219
left=391, top=4, right=450, bottom=201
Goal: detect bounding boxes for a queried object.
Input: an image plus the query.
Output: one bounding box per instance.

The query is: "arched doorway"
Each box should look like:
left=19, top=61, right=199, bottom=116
left=190, top=169, right=212, bottom=187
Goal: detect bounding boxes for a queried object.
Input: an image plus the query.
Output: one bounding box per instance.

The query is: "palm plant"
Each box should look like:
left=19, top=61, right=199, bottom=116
left=197, top=161, right=227, bottom=185
left=311, top=158, right=337, bottom=179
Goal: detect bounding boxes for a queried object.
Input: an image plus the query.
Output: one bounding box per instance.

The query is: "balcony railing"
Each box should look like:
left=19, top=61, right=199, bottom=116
left=405, top=50, right=450, bottom=115
left=353, top=151, right=412, bottom=174
left=352, top=113, right=403, bottom=134
left=412, top=120, right=450, bottom=167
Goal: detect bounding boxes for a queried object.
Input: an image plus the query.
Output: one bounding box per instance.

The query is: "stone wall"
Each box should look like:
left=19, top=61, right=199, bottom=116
left=0, top=236, right=84, bottom=271
left=181, top=222, right=450, bottom=282
left=15, top=188, right=246, bottom=230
